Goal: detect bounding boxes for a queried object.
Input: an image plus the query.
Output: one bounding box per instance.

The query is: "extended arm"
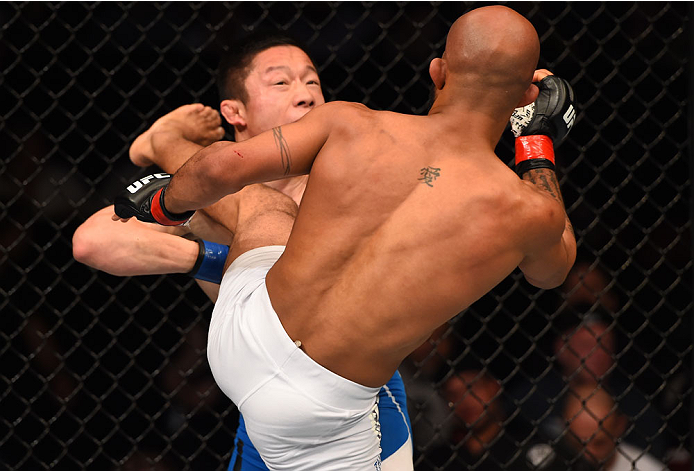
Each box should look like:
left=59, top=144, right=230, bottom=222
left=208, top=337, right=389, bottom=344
left=73, top=205, right=198, bottom=276
left=73, top=105, right=234, bottom=301
left=72, top=206, right=226, bottom=301
left=162, top=103, right=335, bottom=215
left=74, top=105, right=234, bottom=272
left=129, top=104, right=238, bottom=236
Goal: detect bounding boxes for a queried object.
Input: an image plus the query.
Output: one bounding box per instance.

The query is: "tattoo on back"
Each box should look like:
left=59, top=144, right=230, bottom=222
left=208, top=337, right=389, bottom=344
left=419, top=166, right=441, bottom=187
left=272, top=127, right=292, bottom=176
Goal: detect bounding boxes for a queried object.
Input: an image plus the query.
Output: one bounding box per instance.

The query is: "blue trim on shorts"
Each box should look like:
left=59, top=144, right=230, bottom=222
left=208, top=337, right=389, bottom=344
left=379, top=370, right=412, bottom=460
left=228, top=415, right=266, bottom=471
left=227, top=371, right=412, bottom=470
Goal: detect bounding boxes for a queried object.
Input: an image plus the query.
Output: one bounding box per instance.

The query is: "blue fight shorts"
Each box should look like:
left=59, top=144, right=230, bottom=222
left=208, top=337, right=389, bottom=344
left=228, top=370, right=412, bottom=471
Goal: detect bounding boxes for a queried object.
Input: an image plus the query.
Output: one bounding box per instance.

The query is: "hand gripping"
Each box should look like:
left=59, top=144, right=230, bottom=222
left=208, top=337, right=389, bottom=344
left=114, top=173, right=195, bottom=226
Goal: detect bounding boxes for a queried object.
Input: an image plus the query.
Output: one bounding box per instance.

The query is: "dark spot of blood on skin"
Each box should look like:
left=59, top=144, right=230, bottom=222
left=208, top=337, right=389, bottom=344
left=234, top=150, right=244, bottom=159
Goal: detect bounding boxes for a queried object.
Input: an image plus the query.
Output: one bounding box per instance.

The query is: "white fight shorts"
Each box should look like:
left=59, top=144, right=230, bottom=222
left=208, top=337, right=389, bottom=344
left=208, top=246, right=383, bottom=471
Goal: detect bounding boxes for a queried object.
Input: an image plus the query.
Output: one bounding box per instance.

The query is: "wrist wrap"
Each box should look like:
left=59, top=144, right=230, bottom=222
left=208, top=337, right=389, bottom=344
left=188, top=239, right=229, bottom=284
left=151, top=187, right=195, bottom=226
left=515, top=135, right=556, bottom=176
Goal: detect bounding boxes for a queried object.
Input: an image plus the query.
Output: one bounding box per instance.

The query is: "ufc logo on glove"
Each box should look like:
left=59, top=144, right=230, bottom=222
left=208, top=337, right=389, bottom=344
left=115, top=173, right=194, bottom=226
left=563, top=104, right=575, bottom=130
left=126, top=173, right=171, bottom=193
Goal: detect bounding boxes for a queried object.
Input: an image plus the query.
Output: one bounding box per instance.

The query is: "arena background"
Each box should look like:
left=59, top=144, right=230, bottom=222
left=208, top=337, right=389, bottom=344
left=0, top=2, right=690, bottom=470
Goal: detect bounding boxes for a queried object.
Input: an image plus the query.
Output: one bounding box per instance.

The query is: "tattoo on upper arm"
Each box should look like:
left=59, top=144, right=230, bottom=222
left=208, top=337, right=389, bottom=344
left=566, top=218, right=575, bottom=237
left=419, top=166, right=441, bottom=187
left=272, top=127, right=292, bottom=176
left=523, top=168, right=564, bottom=205
left=524, top=168, right=575, bottom=239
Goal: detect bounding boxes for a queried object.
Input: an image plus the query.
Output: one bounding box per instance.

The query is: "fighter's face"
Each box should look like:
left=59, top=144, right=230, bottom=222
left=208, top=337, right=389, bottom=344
left=242, top=46, right=325, bottom=136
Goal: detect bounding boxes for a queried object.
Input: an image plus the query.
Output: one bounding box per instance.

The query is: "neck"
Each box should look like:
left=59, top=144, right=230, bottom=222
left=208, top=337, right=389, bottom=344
left=428, top=81, right=517, bottom=147
left=235, top=127, right=253, bottom=142
left=428, top=98, right=508, bottom=150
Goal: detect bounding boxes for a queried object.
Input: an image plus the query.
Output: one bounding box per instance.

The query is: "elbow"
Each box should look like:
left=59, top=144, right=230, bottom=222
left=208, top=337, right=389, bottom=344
left=556, top=227, right=578, bottom=286
left=198, top=141, right=242, bottom=192
left=72, top=224, right=99, bottom=268
left=72, top=206, right=120, bottom=270
left=525, top=271, right=568, bottom=290
left=524, top=241, right=576, bottom=290
left=72, top=217, right=118, bottom=272
left=72, top=225, right=132, bottom=276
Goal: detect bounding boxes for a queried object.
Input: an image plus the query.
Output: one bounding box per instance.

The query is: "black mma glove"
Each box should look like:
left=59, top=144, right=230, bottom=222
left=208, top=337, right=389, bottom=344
left=114, top=173, right=195, bottom=226
left=509, top=75, right=575, bottom=176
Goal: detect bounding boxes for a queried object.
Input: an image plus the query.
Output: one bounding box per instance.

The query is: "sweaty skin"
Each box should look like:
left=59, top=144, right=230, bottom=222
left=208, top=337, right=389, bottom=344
left=137, top=7, right=577, bottom=387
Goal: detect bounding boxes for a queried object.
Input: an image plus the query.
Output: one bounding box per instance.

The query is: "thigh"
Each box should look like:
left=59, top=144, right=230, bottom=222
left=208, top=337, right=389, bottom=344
left=225, top=184, right=298, bottom=271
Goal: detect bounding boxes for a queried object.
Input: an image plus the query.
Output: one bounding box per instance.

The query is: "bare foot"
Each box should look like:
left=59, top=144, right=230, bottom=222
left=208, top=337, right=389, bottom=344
left=130, top=103, right=225, bottom=167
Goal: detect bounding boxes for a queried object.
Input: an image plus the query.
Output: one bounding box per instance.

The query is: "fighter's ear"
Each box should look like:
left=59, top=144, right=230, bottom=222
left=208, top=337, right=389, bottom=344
left=429, top=57, right=446, bottom=90
left=516, top=83, right=540, bottom=108
left=220, top=99, right=247, bottom=128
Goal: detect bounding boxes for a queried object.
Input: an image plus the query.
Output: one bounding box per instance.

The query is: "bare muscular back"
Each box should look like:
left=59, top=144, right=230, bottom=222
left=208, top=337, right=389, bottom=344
left=265, top=103, right=564, bottom=386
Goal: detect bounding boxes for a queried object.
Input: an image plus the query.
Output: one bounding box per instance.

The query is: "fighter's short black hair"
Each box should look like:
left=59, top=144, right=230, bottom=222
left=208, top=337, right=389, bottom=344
left=217, top=31, right=314, bottom=103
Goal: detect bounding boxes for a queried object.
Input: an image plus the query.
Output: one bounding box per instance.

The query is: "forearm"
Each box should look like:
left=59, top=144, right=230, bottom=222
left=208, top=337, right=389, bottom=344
left=138, top=110, right=327, bottom=222
left=73, top=206, right=199, bottom=276
left=150, top=132, right=239, bottom=239
left=165, top=141, right=243, bottom=214
left=149, top=130, right=204, bottom=175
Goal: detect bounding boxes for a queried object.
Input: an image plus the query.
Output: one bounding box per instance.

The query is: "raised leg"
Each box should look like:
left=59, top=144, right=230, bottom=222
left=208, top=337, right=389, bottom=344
left=224, top=184, right=299, bottom=271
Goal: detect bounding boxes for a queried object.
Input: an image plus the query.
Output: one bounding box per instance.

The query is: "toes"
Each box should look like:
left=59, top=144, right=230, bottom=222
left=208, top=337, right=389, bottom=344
left=201, top=106, right=222, bottom=123
left=180, top=103, right=204, bottom=114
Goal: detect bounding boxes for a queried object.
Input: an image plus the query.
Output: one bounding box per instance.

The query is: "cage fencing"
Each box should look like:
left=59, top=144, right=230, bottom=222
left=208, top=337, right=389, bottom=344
left=0, top=2, right=690, bottom=470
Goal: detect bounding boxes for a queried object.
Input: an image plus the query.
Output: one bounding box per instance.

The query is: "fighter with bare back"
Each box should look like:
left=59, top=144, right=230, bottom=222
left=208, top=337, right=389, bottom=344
left=75, top=33, right=415, bottom=470
left=114, top=6, right=576, bottom=470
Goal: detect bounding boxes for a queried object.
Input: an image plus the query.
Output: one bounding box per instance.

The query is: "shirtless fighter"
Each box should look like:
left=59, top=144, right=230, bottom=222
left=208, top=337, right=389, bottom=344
left=73, top=34, right=412, bottom=470
left=114, top=6, right=576, bottom=470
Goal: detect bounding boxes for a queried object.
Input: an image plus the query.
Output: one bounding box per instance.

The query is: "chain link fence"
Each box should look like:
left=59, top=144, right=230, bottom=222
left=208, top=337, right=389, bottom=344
left=1, top=2, right=690, bottom=470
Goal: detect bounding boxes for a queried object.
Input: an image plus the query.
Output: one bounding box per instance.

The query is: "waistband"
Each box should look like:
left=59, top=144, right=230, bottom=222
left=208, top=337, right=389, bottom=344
left=225, top=245, right=286, bottom=276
